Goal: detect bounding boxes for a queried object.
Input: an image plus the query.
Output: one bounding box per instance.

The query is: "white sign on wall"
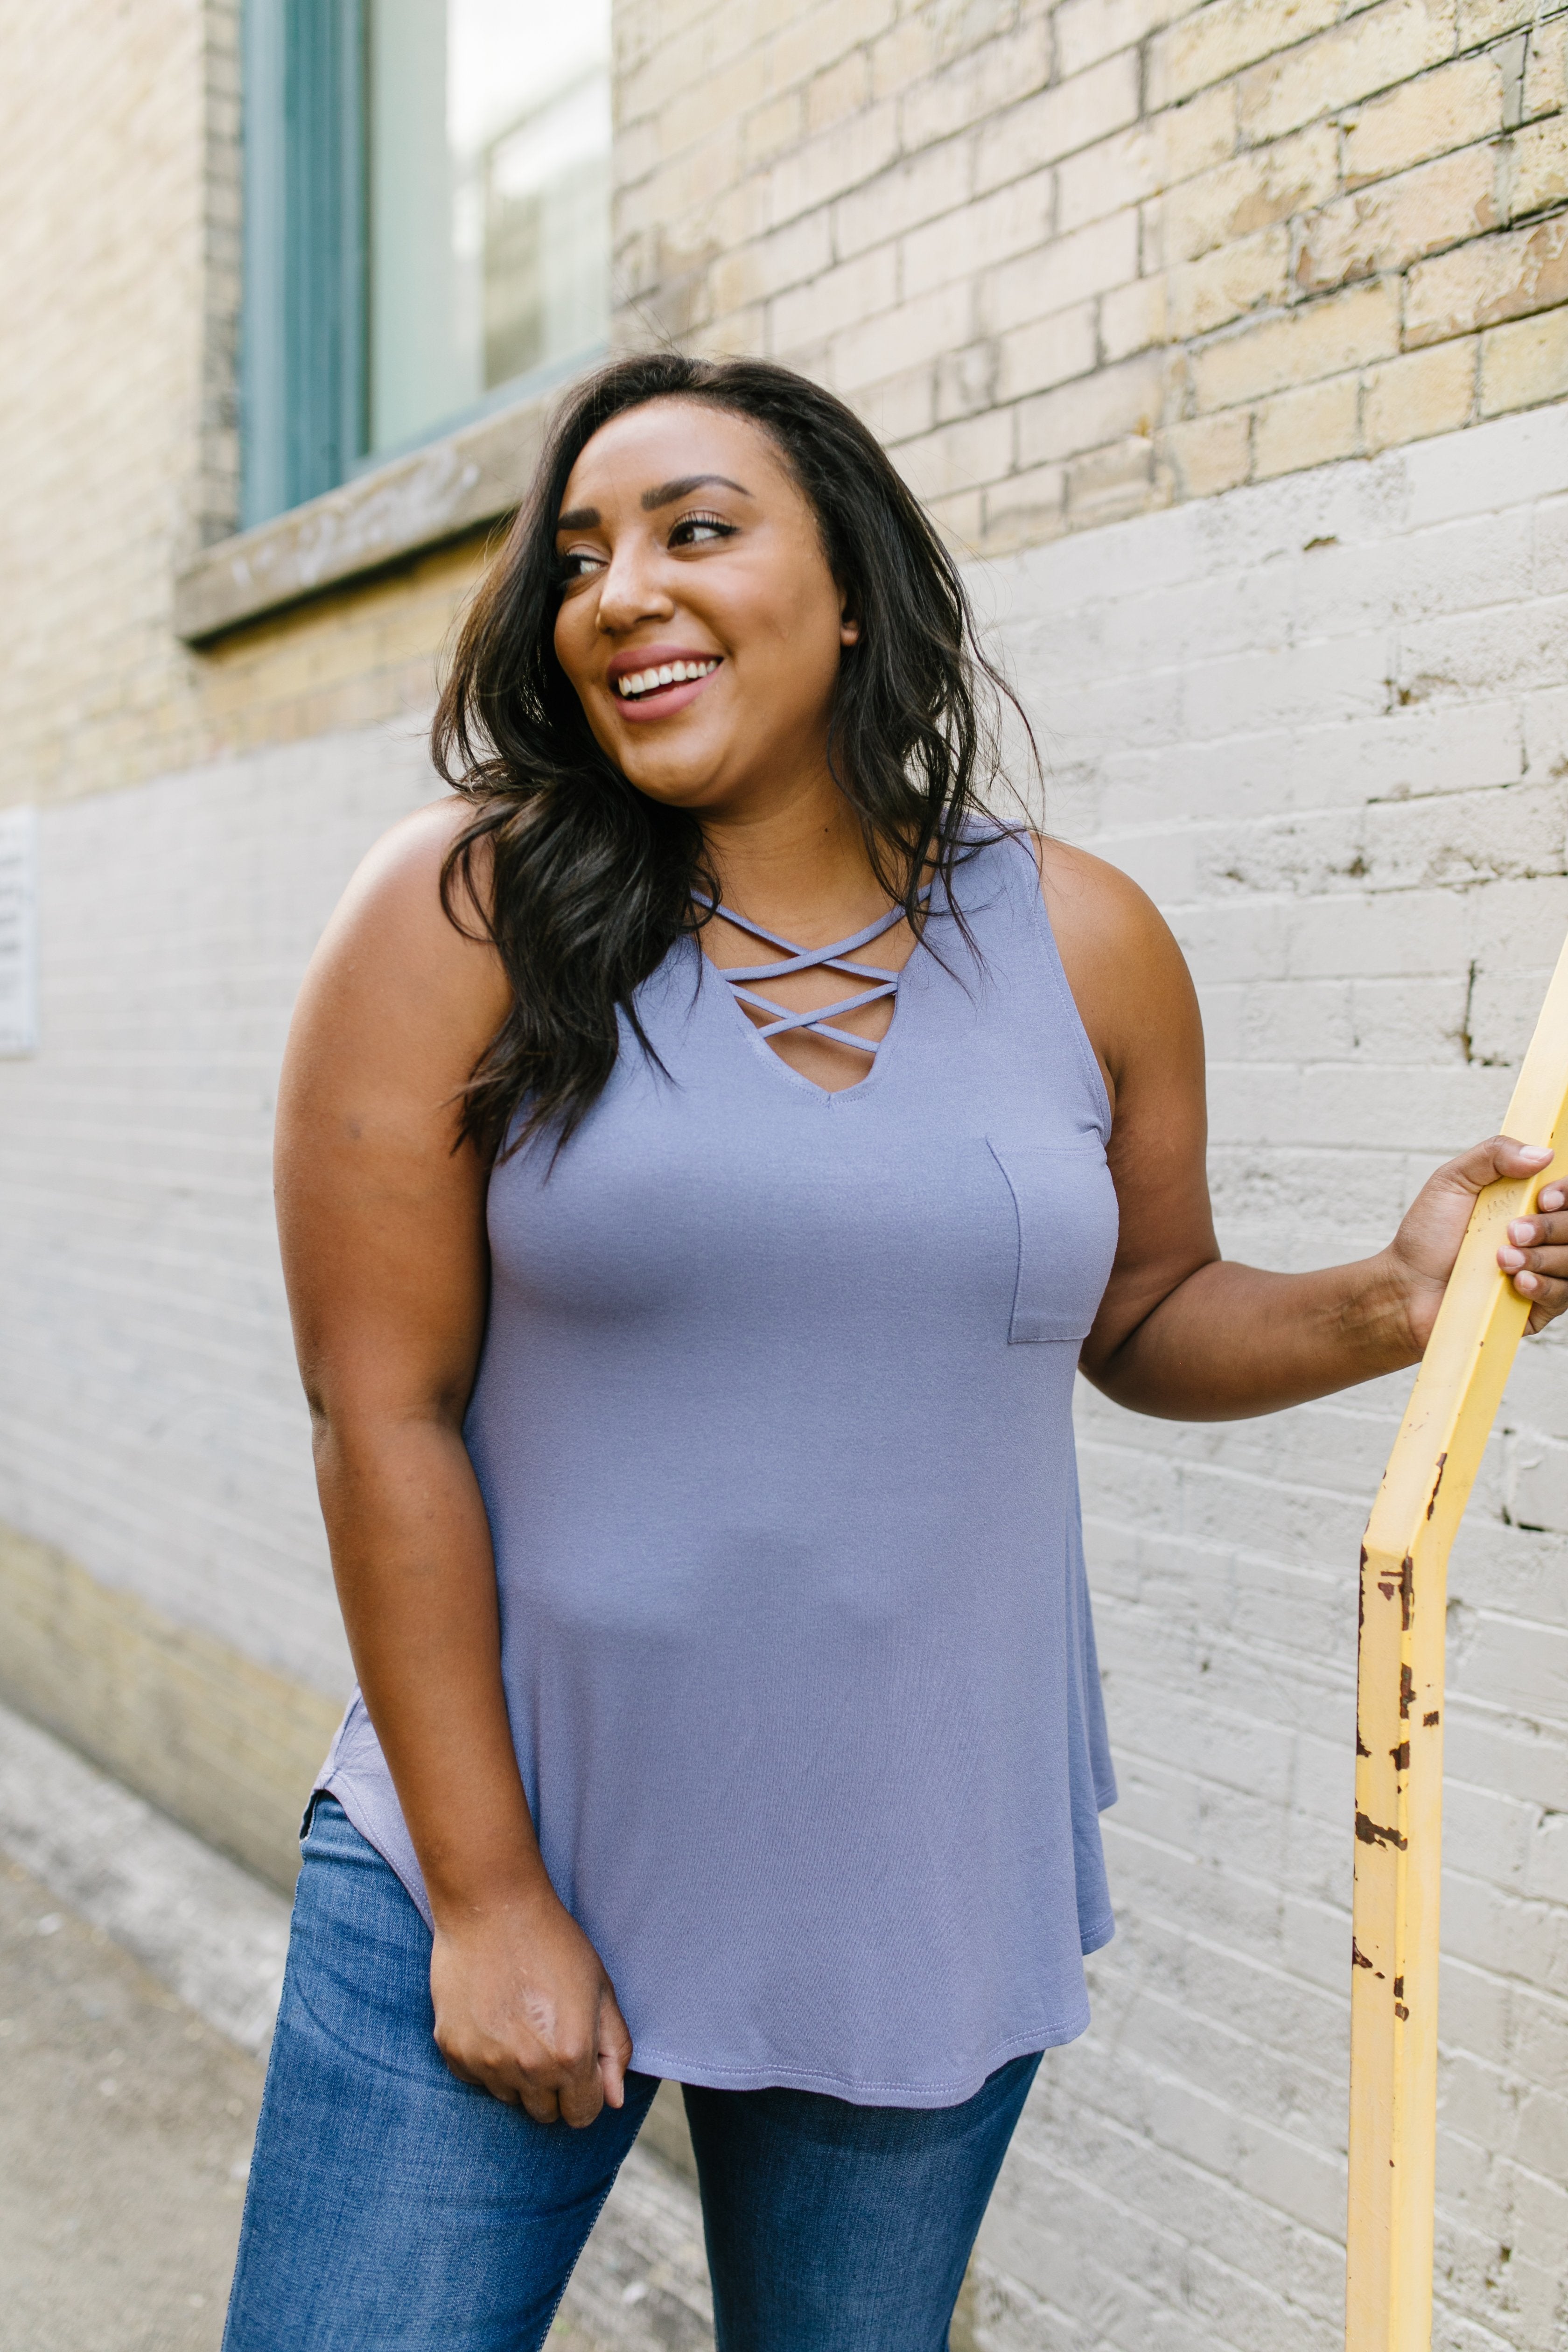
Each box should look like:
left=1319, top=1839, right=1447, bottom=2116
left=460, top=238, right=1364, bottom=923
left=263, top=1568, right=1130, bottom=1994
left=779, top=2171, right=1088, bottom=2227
left=0, top=805, right=39, bottom=1056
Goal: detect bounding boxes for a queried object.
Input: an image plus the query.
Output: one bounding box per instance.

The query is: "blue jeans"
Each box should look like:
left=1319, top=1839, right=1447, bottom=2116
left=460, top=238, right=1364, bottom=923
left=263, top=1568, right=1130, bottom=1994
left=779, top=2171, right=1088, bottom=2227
left=222, top=1799, right=1040, bottom=2352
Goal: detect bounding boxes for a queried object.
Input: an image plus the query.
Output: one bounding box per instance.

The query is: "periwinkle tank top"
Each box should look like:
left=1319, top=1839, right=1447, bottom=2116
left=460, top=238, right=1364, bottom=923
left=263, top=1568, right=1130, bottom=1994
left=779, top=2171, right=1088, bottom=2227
left=321, top=828, right=1121, bottom=2107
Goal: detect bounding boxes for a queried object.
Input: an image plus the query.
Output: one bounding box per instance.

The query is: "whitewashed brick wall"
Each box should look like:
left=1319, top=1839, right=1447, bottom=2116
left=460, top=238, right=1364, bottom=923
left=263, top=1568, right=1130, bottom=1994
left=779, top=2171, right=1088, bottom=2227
left=966, top=403, right=1568, bottom=2347
left=0, top=721, right=435, bottom=1695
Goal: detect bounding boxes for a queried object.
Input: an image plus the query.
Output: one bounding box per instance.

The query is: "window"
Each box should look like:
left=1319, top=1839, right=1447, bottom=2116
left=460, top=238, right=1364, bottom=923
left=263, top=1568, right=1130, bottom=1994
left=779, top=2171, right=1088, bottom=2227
left=240, top=0, right=611, bottom=529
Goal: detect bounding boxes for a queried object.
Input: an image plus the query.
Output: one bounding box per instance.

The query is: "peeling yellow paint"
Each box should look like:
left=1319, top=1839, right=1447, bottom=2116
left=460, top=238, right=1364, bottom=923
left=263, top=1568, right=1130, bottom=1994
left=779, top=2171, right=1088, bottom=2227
left=1346, top=931, right=1568, bottom=2351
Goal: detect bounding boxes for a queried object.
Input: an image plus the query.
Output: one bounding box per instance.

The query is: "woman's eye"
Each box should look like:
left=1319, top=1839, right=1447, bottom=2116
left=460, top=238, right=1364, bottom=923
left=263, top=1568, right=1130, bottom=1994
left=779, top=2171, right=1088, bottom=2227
left=556, top=549, right=604, bottom=582
left=670, top=512, right=736, bottom=548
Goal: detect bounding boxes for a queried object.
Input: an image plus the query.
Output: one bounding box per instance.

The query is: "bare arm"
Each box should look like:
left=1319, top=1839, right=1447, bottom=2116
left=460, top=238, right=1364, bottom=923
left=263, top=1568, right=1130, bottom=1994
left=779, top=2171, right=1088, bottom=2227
left=276, top=799, right=631, bottom=2124
left=1041, top=841, right=1565, bottom=1420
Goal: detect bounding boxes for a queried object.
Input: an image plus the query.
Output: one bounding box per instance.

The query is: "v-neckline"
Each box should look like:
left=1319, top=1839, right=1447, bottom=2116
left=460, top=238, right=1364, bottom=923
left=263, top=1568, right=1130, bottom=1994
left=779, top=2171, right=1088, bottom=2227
left=693, top=890, right=932, bottom=1105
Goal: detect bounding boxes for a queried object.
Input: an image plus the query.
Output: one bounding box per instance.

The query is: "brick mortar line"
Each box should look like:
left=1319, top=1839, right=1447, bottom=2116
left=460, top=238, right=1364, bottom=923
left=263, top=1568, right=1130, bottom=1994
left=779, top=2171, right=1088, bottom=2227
left=616, top=21, right=1567, bottom=195
left=1030, top=2059, right=1355, bottom=2170
left=1009, top=2115, right=1354, bottom=2269
left=1431, top=2040, right=1568, bottom=2087
left=1100, top=1815, right=1358, bottom=1885
left=1439, top=1953, right=1568, bottom=2014
left=1107, top=1918, right=1374, bottom=2003
left=1141, top=0, right=1568, bottom=111
left=872, top=314, right=1566, bottom=463
left=1435, top=2133, right=1568, bottom=2195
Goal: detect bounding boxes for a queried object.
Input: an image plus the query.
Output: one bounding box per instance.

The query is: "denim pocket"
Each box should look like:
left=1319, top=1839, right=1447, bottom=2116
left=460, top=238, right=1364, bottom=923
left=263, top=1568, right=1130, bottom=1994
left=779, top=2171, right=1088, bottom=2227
left=986, top=1136, right=1120, bottom=1344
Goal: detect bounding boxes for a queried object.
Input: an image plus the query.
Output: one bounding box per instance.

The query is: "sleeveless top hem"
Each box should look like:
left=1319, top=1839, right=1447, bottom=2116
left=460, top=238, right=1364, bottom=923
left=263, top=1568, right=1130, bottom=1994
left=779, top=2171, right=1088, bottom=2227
left=317, top=1745, right=430, bottom=1919
left=315, top=1752, right=1114, bottom=2110
left=627, top=2017, right=1092, bottom=2110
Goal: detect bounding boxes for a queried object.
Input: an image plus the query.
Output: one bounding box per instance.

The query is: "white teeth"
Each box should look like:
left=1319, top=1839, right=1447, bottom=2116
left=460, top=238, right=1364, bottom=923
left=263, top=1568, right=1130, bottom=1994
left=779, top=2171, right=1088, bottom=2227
left=615, top=658, right=719, bottom=699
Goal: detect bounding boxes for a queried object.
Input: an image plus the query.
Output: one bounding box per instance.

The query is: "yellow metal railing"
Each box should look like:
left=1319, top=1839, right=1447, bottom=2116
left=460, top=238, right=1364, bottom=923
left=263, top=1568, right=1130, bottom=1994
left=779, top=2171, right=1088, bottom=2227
left=1345, top=933, right=1568, bottom=2351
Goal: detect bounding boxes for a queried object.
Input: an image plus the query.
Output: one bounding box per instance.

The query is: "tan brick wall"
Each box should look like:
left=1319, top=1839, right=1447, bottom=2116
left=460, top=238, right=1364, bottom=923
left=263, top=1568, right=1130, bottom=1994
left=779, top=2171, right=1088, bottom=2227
left=0, top=0, right=481, bottom=814
left=191, top=539, right=487, bottom=763
left=195, top=0, right=244, bottom=554
left=12, top=0, right=1562, bottom=810
left=615, top=0, right=1568, bottom=551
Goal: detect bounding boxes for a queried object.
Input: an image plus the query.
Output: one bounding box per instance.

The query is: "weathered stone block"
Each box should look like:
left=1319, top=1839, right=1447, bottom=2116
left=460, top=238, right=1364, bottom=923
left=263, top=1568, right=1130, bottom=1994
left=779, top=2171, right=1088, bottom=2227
left=1362, top=334, right=1479, bottom=449
left=973, top=51, right=1143, bottom=194
left=1101, top=273, right=1173, bottom=363
left=1252, top=366, right=1362, bottom=475
left=1405, top=214, right=1568, bottom=344
left=1017, top=348, right=1171, bottom=464
left=1158, top=406, right=1256, bottom=496
left=765, top=98, right=899, bottom=227
left=896, top=14, right=1054, bottom=152
left=1511, top=109, right=1568, bottom=220
left=1056, top=125, right=1165, bottom=237
left=1341, top=51, right=1508, bottom=187
left=1155, top=123, right=1339, bottom=267
left=769, top=242, right=898, bottom=350
left=902, top=169, right=1056, bottom=299
left=983, top=208, right=1141, bottom=335
left=1147, top=0, right=1342, bottom=111
left=1480, top=306, right=1568, bottom=413
left=833, top=135, right=973, bottom=258
left=1189, top=278, right=1400, bottom=407
left=1295, top=142, right=1501, bottom=294
left=894, top=404, right=1015, bottom=501
left=996, top=299, right=1101, bottom=402
left=1167, top=224, right=1293, bottom=339
left=1236, top=0, right=1458, bottom=144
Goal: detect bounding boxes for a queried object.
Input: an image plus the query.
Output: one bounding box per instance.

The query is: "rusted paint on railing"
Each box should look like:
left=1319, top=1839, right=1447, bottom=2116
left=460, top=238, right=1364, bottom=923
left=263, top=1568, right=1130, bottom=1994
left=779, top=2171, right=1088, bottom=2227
left=1346, top=931, right=1568, bottom=2352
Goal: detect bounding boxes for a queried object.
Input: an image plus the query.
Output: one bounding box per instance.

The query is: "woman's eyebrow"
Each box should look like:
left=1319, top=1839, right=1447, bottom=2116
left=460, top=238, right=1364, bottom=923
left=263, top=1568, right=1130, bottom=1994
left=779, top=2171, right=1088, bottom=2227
left=641, top=474, right=752, bottom=510
left=554, top=476, right=752, bottom=532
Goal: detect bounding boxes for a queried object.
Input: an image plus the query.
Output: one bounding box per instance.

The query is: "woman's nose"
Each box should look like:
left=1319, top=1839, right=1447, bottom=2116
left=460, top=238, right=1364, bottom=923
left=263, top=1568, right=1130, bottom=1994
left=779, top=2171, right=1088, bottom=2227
left=596, top=543, right=675, bottom=634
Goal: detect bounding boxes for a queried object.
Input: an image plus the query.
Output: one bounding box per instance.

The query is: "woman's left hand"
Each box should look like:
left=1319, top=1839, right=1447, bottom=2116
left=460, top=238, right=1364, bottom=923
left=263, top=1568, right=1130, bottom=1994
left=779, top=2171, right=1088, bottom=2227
left=1385, top=1135, right=1568, bottom=1351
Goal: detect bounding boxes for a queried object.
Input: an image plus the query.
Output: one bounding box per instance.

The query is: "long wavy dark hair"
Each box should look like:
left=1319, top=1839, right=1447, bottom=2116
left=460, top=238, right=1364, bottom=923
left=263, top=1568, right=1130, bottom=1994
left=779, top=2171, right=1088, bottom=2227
left=433, top=351, right=1030, bottom=1158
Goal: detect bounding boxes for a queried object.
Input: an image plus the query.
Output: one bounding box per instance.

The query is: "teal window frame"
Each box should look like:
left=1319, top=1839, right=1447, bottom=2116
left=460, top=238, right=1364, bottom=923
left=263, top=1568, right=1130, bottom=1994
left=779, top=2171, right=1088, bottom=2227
left=240, top=0, right=366, bottom=529
left=240, top=1, right=614, bottom=536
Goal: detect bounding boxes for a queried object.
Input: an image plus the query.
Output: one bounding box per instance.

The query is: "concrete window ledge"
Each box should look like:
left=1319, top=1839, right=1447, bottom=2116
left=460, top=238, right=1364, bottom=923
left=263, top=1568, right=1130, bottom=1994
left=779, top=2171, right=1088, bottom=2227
left=174, top=391, right=552, bottom=644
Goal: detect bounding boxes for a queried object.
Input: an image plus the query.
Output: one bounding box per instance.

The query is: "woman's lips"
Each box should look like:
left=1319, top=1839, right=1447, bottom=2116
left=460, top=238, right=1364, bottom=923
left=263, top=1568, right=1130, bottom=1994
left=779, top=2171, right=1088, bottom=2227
left=607, top=655, right=722, bottom=722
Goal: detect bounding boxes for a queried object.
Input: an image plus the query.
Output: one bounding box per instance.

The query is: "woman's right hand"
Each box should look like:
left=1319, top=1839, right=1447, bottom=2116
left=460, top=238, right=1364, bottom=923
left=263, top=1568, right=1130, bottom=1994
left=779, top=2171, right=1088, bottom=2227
left=429, top=1886, right=633, bottom=2126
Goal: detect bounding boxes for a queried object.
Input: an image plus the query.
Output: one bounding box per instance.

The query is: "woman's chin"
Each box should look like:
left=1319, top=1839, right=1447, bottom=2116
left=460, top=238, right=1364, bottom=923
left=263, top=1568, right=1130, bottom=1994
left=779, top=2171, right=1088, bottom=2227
left=613, top=737, right=735, bottom=810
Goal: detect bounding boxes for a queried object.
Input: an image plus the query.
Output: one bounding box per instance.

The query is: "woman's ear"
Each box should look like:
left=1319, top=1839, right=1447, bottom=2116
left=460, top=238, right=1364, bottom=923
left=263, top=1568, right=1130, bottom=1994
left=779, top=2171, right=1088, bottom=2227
left=838, top=588, right=860, bottom=647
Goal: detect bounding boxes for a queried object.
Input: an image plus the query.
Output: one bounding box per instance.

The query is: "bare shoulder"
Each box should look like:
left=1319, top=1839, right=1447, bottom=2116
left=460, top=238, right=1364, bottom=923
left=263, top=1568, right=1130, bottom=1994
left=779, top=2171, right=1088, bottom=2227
left=332, top=794, right=491, bottom=936
left=1031, top=834, right=1201, bottom=1092
left=299, top=795, right=510, bottom=1068
left=1034, top=834, right=1171, bottom=958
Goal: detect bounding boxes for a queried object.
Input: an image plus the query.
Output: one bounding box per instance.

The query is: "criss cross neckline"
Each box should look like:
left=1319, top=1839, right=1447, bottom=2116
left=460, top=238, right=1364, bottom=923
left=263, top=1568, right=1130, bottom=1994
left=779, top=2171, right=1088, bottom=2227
left=694, top=889, right=931, bottom=1058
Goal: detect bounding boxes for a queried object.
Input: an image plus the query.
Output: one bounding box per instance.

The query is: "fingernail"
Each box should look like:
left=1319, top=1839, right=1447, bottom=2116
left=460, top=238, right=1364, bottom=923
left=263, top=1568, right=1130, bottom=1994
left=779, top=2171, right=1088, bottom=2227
left=1525, top=1145, right=1554, bottom=1161
left=1543, top=1189, right=1565, bottom=1211
left=1510, top=1221, right=1537, bottom=1244
left=1499, top=1246, right=1526, bottom=1268
left=1518, top=1271, right=1539, bottom=1292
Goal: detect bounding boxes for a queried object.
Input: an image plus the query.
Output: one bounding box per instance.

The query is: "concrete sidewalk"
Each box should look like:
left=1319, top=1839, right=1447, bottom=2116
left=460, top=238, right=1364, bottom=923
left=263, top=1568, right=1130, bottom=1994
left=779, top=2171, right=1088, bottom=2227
left=0, top=1701, right=713, bottom=2352
left=0, top=1845, right=262, bottom=2351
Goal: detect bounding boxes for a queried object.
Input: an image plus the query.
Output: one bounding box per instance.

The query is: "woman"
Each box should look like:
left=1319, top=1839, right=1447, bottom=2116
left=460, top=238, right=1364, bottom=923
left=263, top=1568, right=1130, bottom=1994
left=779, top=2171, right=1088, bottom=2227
left=223, top=354, right=1568, bottom=2352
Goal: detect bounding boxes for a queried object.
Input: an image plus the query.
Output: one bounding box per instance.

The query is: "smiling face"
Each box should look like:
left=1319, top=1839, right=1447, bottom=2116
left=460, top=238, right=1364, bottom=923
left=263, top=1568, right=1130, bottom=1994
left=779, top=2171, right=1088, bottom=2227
left=551, top=399, right=859, bottom=819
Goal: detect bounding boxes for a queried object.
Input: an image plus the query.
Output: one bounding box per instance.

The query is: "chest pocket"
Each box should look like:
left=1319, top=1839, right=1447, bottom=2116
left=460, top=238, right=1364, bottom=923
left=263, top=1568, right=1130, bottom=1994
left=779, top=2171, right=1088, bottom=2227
left=987, top=1137, right=1120, bottom=1345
